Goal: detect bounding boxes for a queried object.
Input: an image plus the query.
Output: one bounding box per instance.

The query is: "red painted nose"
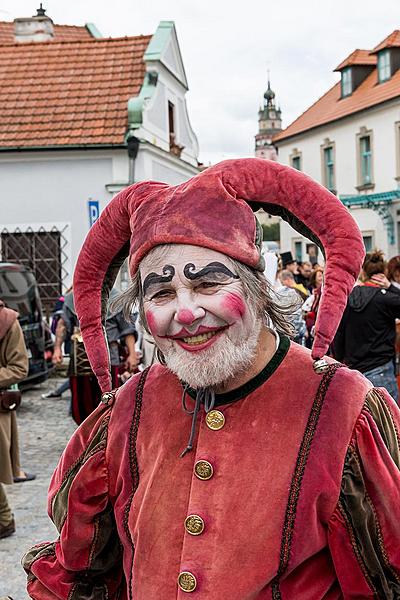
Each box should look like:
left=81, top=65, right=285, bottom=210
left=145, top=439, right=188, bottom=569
left=176, top=308, right=196, bottom=325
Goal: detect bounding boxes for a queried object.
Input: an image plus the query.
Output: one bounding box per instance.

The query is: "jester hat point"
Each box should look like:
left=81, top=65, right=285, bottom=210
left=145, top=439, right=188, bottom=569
left=74, top=158, right=364, bottom=392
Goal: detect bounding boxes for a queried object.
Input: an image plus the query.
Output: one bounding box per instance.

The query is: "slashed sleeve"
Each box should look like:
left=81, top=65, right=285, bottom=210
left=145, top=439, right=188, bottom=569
left=22, top=396, right=124, bottom=599
left=328, top=387, right=400, bottom=599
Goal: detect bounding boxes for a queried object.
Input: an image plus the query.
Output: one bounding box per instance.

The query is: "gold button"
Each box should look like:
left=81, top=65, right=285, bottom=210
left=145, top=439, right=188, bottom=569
left=178, top=571, right=197, bottom=592
left=206, top=409, right=225, bottom=430
left=194, top=460, right=213, bottom=480
left=185, top=514, right=205, bottom=536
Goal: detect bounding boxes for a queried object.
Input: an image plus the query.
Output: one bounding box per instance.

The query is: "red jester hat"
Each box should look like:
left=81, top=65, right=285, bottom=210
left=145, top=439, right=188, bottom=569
left=73, top=158, right=365, bottom=392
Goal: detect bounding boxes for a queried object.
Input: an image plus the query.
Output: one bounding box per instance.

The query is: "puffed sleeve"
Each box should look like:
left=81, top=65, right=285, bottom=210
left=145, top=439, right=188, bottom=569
left=328, top=387, right=400, bottom=598
left=22, top=396, right=125, bottom=599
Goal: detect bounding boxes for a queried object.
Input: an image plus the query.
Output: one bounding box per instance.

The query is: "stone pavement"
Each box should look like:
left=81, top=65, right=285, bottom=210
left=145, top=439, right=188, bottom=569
left=0, top=377, right=76, bottom=599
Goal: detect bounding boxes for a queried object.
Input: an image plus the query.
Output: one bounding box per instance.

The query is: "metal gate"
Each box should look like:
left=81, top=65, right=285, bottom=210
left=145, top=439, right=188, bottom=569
left=1, top=225, right=69, bottom=312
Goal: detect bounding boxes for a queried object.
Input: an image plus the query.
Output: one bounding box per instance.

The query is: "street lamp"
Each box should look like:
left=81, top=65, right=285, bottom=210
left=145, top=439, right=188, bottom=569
left=127, top=135, right=140, bottom=184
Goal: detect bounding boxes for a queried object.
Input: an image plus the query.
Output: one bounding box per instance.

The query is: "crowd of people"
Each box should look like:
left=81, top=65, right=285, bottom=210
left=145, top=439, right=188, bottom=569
left=268, top=247, right=400, bottom=403
left=267, top=251, right=325, bottom=349
left=332, top=250, right=400, bottom=402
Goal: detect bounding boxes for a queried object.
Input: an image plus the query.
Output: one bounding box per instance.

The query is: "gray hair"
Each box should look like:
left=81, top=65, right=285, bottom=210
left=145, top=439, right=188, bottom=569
left=112, top=251, right=296, bottom=338
left=280, top=269, right=295, bottom=282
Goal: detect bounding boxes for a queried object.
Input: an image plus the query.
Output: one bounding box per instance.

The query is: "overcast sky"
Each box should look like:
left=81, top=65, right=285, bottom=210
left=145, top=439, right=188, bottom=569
left=2, top=1, right=399, bottom=164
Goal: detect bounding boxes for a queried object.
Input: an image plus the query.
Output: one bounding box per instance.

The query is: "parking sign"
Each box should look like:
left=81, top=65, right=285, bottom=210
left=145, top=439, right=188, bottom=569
left=88, top=200, right=100, bottom=227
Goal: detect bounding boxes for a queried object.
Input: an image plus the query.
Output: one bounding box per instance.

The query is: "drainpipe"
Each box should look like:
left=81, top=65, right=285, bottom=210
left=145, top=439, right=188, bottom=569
left=127, top=136, right=140, bottom=184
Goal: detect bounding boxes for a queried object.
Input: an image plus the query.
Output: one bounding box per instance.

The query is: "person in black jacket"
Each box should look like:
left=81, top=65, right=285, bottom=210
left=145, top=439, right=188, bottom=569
left=332, top=250, right=400, bottom=402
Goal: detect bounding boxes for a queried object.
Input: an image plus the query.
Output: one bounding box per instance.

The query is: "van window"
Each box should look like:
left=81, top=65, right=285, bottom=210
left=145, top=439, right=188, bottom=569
left=0, top=269, right=41, bottom=324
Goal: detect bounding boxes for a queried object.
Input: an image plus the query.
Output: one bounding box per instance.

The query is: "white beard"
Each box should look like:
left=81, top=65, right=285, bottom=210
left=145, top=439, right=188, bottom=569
left=163, top=319, right=262, bottom=389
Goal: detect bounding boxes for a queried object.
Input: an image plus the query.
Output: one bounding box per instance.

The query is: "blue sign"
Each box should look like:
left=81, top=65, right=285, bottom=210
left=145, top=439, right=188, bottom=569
left=88, top=200, right=100, bottom=227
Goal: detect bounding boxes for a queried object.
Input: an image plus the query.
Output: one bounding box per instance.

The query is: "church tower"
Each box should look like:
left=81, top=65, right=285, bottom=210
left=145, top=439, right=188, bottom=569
left=255, top=78, right=282, bottom=161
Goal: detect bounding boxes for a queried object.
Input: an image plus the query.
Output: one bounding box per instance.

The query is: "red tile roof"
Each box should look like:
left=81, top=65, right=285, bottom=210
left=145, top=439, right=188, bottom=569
left=0, top=20, right=95, bottom=44
left=274, top=32, right=400, bottom=144
left=0, top=35, right=151, bottom=148
left=371, top=30, right=400, bottom=54
left=334, top=49, right=376, bottom=71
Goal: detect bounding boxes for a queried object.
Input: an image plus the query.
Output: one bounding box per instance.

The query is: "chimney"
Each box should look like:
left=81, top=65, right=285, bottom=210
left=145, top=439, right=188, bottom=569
left=14, top=4, right=54, bottom=43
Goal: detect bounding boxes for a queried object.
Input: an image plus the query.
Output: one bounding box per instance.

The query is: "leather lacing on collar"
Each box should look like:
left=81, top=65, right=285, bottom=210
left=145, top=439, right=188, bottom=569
left=180, top=384, right=215, bottom=458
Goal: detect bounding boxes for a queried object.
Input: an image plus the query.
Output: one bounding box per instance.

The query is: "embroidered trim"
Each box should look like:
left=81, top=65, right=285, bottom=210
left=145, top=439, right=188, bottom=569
left=337, top=499, right=377, bottom=595
left=123, top=368, right=150, bottom=600
left=51, top=413, right=111, bottom=529
left=271, top=362, right=342, bottom=597
left=88, top=516, right=100, bottom=568
left=347, top=446, right=400, bottom=588
left=374, top=388, right=400, bottom=452
left=365, top=487, right=400, bottom=586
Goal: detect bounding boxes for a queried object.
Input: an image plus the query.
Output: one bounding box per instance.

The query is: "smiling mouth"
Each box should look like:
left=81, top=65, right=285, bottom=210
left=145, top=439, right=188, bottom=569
left=182, top=331, right=220, bottom=345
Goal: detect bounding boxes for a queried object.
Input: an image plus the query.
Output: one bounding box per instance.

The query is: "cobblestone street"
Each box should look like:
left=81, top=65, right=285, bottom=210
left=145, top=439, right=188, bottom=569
left=0, top=378, right=76, bottom=599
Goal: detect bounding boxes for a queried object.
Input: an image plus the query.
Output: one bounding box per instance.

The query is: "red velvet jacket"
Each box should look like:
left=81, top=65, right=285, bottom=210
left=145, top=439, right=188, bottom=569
left=24, top=340, right=400, bottom=599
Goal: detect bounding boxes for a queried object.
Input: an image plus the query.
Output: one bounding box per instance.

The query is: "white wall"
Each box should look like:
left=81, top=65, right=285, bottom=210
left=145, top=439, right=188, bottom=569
left=0, top=153, right=113, bottom=288
left=0, top=144, right=198, bottom=291
left=280, top=207, right=386, bottom=259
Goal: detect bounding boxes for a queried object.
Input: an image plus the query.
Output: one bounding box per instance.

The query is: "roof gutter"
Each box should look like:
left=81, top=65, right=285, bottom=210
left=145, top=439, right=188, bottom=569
left=0, top=143, right=127, bottom=153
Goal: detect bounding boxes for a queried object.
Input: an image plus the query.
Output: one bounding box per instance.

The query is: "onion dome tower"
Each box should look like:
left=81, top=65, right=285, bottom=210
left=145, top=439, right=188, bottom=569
left=255, top=78, right=282, bottom=161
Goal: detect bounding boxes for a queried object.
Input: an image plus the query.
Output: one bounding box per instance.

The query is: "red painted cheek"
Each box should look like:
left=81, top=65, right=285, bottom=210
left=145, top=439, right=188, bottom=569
left=176, top=308, right=195, bottom=325
left=221, top=293, right=246, bottom=319
left=145, top=310, right=157, bottom=334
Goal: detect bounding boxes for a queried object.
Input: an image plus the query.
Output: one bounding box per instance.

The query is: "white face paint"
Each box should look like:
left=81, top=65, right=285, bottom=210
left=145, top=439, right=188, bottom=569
left=140, top=244, right=262, bottom=388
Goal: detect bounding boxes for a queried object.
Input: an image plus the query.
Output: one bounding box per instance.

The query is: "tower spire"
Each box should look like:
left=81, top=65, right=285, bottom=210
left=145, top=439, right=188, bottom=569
left=36, top=3, right=46, bottom=17
left=255, top=73, right=282, bottom=161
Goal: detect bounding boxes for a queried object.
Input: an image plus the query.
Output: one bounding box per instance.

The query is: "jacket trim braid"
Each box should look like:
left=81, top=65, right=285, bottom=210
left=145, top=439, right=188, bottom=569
left=338, top=389, right=400, bottom=598
left=340, top=447, right=400, bottom=596
left=365, top=388, right=400, bottom=467
left=50, top=413, right=111, bottom=532
left=123, top=367, right=150, bottom=600
left=271, top=362, right=343, bottom=599
left=336, top=499, right=376, bottom=594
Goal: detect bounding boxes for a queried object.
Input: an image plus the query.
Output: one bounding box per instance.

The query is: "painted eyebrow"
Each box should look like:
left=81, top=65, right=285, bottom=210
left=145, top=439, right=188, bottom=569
left=183, top=262, right=239, bottom=280
left=142, top=264, right=176, bottom=295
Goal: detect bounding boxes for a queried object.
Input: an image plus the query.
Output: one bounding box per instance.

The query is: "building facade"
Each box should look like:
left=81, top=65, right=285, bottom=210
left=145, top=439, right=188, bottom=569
left=273, top=31, right=400, bottom=263
left=0, top=9, right=199, bottom=310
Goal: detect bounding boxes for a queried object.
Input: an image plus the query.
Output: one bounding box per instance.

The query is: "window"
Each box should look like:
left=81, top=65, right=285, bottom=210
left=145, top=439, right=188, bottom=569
left=378, top=50, right=391, bottom=83
left=395, top=121, right=400, bottom=181
left=323, top=146, right=335, bottom=192
left=294, top=241, right=302, bottom=263
left=168, top=101, right=175, bottom=142
left=341, top=67, right=352, bottom=97
left=360, top=135, right=372, bottom=185
left=363, top=235, right=373, bottom=252
left=291, top=155, right=301, bottom=170
left=356, top=128, right=374, bottom=190
left=1, top=229, right=62, bottom=311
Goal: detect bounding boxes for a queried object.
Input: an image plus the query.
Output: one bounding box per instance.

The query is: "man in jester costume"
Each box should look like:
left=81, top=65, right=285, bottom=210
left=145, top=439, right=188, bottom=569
left=24, top=159, right=400, bottom=599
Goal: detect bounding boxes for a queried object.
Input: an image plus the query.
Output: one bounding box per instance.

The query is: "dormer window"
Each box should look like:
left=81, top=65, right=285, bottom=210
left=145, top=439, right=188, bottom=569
left=341, top=67, right=352, bottom=97
left=377, top=49, right=391, bottom=82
